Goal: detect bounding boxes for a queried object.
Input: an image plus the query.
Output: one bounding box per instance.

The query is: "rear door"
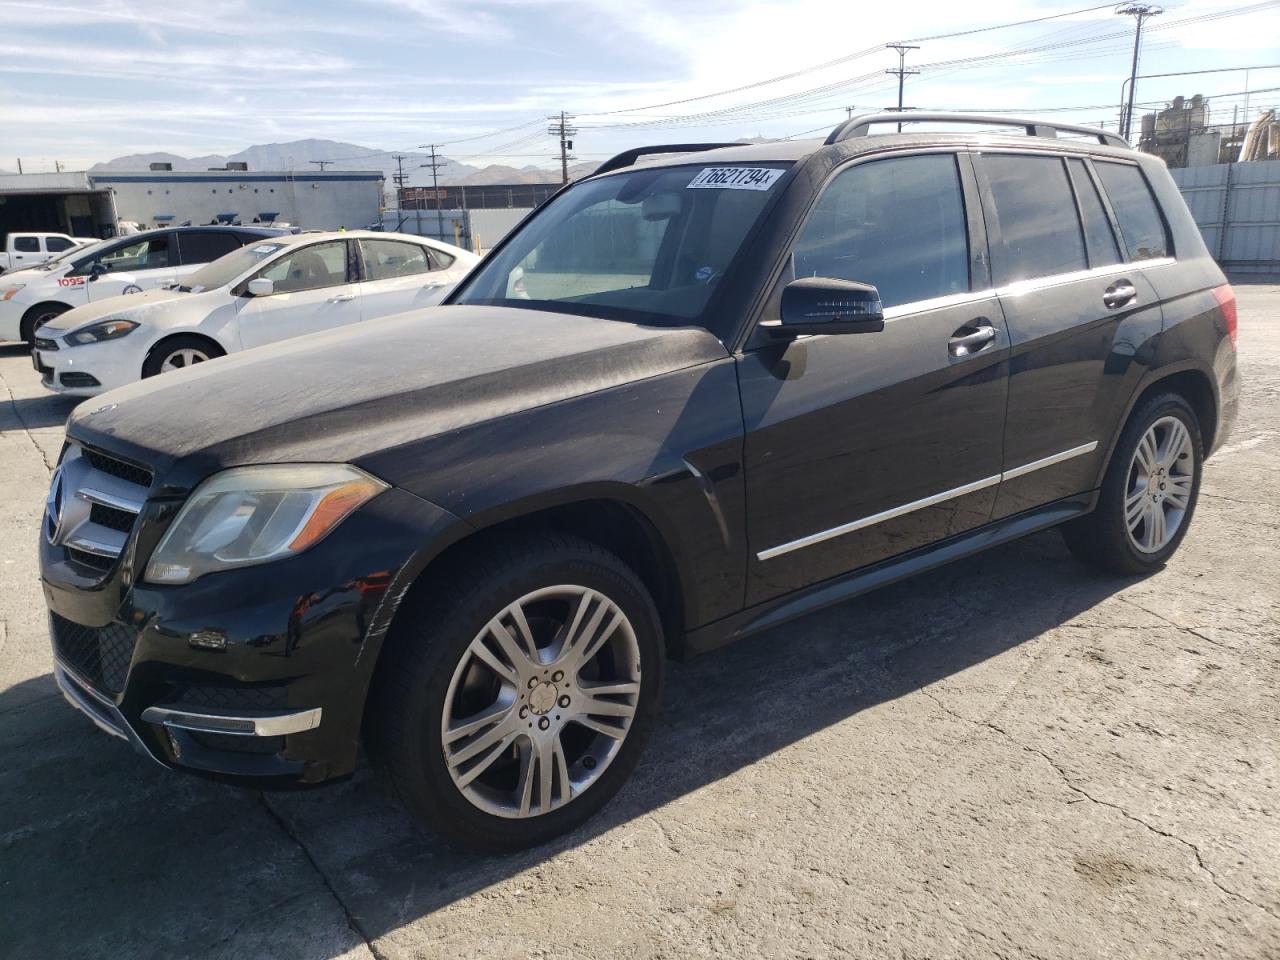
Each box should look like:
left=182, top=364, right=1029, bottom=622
left=235, top=239, right=361, bottom=349
left=355, top=237, right=453, bottom=320
left=737, top=150, right=1010, bottom=603
left=975, top=151, right=1166, bottom=518
left=175, top=230, right=243, bottom=268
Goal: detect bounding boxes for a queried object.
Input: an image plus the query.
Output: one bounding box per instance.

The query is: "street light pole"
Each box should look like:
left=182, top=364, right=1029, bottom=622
left=1116, top=3, right=1163, bottom=141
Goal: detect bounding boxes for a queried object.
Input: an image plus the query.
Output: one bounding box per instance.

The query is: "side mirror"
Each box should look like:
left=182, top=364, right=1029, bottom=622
left=247, top=277, right=274, bottom=297
left=88, top=262, right=108, bottom=280
left=771, top=277, right=885, bottom=337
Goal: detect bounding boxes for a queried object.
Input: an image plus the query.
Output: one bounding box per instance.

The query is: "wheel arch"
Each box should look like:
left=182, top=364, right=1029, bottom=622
left=382, top=493, right=691, bottom=662
left=1095, top=363, right=1218, bottom=486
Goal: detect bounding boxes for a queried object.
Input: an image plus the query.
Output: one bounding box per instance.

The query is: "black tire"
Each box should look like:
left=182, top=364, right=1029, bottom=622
left=365, top=534, right=664, bottom=852
left=20, top=302, right=71, bottom=345
left=1061, top=391, right=1204, bottom=575
left=141, top=334, right=225, bottom=379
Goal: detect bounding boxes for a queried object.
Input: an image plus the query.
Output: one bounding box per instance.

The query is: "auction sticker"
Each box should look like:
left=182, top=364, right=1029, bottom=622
left=687, top=167, right=783, bottom=191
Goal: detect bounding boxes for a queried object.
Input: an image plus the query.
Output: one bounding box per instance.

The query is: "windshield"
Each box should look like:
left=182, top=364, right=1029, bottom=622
left=39, top=238, right=110, bottom=270
left=179, top=241, right=288, bottom=292
left=453, top=162, right=789, bottom=338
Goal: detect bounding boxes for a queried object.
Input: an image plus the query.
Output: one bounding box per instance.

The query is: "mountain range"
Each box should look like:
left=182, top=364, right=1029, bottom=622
left=89, top=138, right=598, bottom=186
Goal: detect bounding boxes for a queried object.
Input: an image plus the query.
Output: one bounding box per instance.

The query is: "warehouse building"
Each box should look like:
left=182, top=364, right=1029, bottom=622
left=0, top=166, right=384, bottom=239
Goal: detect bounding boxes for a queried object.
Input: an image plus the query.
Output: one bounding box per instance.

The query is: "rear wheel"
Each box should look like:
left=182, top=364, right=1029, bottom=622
left=141, top=335, right=225, bottom=378
left=1062, top=391, right=1203, bottom=574
left=366, top=535, right=664, bottom=851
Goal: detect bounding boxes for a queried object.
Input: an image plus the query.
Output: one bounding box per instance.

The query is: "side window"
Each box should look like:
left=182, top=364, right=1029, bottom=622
left=431, top=248, right=456, bottom=269
left=982, top=154, right=1087, bottom=284
left=45, top=237, right=74, bottom=253
left=14, top=236, right=40, bottom=253
left=793, top=154, right=969, bottom=308
left=91, top=235, right=171, bottom=274
left=1093, top=162, right=1170, bottom=261
left=177, top=231, right=242, bottom=265
left=360, top=239, right=432, bottom=281
left=1067, top=159, right=1122, bottom=268
left=259, top=241, right=349, bottom=293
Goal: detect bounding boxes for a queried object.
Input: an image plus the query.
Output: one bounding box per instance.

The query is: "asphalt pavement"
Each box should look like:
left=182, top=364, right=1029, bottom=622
left=1, top=287, right=1277, bottom=959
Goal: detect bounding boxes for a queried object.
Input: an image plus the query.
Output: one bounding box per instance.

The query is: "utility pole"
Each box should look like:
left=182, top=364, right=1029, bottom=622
left=547, top=111, right=577, bottom=184
left=1116, top=3, right=1163, bottom=141
left=886, top=43, right=920, bottom=132
left=419, top=144, right=447, bottom=243
left=309, top=160, right=332, bottom=171
left=391, top=153, right=409, bottom=229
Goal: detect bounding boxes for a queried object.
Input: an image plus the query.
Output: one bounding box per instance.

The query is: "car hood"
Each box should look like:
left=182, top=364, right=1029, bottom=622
left=41, top=287, right=201, bottom=333
left=66, top=305, right=727, bottom=490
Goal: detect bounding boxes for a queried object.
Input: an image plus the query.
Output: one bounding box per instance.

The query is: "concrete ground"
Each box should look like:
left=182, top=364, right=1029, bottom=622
left=1, top=287, right=1277, bottom=960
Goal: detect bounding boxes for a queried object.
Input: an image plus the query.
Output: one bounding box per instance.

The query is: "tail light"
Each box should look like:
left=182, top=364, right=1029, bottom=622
left=1211, top=284, right=1237, bottom=350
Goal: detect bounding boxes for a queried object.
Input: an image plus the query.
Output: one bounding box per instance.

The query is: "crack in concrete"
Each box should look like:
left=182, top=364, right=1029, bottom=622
left=920, top=688, right=1280, bottom=925
left=0, top=362, right=53, bottom=474
left=1118, top=596, right=1245, bottom=654
left=257, top=793, right=385, bottom=960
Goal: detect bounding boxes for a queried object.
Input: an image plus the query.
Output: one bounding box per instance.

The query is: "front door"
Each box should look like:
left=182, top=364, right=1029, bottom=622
left=85, top=232, right=184, bottom=301
left=738, top=151, right=1010, bottom=604
left=236, top=239, right=361, bottom=349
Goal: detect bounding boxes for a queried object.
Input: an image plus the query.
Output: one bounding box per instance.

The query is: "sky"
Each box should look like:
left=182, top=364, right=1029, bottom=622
left=1, top=0, right=1278, bottom=173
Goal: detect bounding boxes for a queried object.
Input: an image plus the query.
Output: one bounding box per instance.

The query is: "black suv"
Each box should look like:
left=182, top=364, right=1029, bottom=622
left=41, top=113, right=1238, bottom=850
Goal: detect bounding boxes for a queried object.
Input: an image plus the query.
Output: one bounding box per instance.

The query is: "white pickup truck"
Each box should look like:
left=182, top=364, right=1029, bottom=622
left=0, top=232, right=95, bottom=274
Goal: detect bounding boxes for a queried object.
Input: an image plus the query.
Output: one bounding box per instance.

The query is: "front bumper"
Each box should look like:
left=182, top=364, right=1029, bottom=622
left=34, top=339, right=129, bottom=396
left=42, top=481, right=467, bottom=787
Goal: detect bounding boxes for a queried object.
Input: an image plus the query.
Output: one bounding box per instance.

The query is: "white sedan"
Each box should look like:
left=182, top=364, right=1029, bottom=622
left=32, top=231, right=479, bottom=397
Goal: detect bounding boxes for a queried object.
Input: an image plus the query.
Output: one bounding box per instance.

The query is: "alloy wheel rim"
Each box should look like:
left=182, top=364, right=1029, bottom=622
left=441, top=584, right=642, bottom=819
left=160, top=348, right=210, bottom=372
left=1125, top=415, right=1194, bottom=554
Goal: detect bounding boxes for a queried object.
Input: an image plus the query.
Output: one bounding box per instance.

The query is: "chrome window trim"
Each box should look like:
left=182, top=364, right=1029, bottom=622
left=996, top=257, right=1174, bottom=298
left=756, top=441, right=1099, bottom=561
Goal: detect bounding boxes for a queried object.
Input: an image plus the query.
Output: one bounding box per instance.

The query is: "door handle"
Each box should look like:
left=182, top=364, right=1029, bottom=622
left=327, top=293, right=356, bottom=303
left=1103, top=280, right=1137, bottom=310
left=949, top=318, right=997, bottom=358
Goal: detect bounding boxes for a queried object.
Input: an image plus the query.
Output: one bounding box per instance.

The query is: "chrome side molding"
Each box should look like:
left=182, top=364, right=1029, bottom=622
left=757, top=441, right=1099, bottom=561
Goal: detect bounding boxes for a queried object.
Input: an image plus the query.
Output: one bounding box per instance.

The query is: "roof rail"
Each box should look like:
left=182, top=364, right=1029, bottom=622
left=594, top=143, right=743, bottom=176
left=825, top=112, right=1130, bottom=149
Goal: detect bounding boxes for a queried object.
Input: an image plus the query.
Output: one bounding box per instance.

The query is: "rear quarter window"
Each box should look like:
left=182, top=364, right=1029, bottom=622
left=1093, top=162, right=1170, bottom=261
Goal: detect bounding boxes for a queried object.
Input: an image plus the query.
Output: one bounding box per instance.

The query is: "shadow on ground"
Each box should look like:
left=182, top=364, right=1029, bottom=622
left=0, top=526, right=1141, bottom=958
left=0, top=343, right=82, bottom=429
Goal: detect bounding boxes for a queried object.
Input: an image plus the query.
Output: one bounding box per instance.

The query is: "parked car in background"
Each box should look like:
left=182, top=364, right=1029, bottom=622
left=0, top=225, right=294, bottom=345
left=0, top=232, right=95, bottom=274
left=39, top=113, right=1236, bottom=852
left=32, top=231, right=477, bottom=396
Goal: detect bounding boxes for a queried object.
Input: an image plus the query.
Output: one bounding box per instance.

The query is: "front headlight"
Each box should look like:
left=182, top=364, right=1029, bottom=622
left=65, top=319, right=139, bottom=345
left=2, top=284, right=25, bottom=301
left=144, top=464, right=387, bottom=585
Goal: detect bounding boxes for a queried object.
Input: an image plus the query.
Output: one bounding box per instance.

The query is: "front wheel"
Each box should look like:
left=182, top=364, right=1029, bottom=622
left=141, top=335, right=225, bottom=378
left=366, top=535, right=664, bottom=851
left=1062, top=391, right=1203, bottom=575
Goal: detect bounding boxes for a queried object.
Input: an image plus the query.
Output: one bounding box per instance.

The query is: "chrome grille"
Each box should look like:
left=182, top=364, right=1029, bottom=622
left=46, top=445, right=151, bottom=573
